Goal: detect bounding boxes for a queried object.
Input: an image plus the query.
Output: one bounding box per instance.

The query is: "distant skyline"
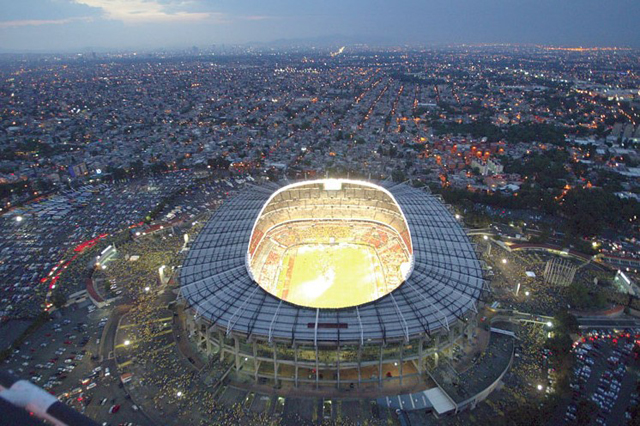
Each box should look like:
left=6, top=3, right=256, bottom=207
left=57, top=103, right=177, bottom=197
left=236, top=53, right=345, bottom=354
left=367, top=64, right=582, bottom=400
left=1, top=0, right=639, bottom=52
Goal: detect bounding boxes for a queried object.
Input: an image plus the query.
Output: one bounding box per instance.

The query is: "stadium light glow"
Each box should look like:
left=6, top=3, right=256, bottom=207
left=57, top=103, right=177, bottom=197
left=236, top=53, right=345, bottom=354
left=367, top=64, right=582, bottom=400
left=323, top=179, right=342, bottom=191
left=246, top=179, right=414, bottom=309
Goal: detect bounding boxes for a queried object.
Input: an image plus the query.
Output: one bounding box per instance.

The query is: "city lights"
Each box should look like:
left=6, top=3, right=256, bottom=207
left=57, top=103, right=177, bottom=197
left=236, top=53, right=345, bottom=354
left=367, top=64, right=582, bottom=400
left=0, top=35, right=637, bottom=426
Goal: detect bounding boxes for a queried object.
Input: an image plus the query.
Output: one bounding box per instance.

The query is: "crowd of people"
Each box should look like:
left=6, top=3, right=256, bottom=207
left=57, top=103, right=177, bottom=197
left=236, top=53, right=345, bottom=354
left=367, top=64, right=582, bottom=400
left=101, top=230, right=186, bottom=298
left=481, top=239, right=603, bottom=315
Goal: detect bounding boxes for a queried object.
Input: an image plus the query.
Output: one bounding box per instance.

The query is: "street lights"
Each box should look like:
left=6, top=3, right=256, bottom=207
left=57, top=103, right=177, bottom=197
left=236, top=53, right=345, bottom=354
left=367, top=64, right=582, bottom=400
left=124, top=340, right=131, bottom=346
left=537, top=384, right=544, bottom=391
left=144, top=286, right=150, bottom=292
left=15, top=216, right=23, bottom=223
left=483, top=235, right=489, bottom=240
left=176, top=391, right=183, bottom=398
left=525, top=291, right=530, bottom=297
left=502, top=258, right=507, bottom=264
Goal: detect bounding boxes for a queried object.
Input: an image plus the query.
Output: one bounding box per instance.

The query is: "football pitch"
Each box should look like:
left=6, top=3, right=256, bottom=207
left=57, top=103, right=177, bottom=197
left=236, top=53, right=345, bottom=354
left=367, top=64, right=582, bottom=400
left=275, top=243, right=385, bottom=308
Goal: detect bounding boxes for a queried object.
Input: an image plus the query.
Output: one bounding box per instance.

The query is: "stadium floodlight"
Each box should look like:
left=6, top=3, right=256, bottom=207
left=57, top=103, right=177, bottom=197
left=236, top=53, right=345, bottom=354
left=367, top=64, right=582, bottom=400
left=323, top=179, right=342, bottom=191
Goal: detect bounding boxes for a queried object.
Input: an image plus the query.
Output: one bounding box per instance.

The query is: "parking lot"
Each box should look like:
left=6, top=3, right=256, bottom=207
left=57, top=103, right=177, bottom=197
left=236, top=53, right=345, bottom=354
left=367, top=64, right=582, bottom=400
left=2, top=301, right=151, bottom=425
left=560, top=329, right=640, bottom=425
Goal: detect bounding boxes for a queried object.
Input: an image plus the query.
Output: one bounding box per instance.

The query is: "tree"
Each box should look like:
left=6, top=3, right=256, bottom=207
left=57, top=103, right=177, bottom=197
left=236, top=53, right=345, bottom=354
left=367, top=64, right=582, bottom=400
left=106, top=165, right=127, bottom=180
left=554, top=310, right=579, bottom=335
left=149, top=161, right=169, bottom=174
left=575, top=400, right=598, bottom=425
left=266, top=168, right=279, bottom=181
left=130, top=159, right=144, bottom=176
left=391, top=169, right=406, bottom=183
left=566, top=281, right=606, bottom=310
left=51, top=290, right=67, bottom=309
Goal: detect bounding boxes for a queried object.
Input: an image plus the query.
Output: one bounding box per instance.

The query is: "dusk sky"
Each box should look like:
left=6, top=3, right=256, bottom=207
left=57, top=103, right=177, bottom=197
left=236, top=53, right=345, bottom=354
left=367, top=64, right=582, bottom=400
left=1, top=0, right=639, bottom=52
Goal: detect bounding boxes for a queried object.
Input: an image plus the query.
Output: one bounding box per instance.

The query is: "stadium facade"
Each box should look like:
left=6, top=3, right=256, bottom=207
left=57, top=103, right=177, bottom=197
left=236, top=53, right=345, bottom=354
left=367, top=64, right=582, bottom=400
left=178, top=179, right=485, bottom=391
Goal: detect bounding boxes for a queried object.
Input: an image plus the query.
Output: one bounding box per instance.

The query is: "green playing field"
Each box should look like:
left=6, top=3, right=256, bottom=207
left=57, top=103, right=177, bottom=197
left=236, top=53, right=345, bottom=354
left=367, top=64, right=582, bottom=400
left=275, top=243, right=385, bottom=308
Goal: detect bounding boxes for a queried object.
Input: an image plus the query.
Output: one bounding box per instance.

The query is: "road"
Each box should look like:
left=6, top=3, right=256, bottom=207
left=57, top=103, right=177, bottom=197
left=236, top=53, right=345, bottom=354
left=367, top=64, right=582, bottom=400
left=577, top=317, right=640, bottom=329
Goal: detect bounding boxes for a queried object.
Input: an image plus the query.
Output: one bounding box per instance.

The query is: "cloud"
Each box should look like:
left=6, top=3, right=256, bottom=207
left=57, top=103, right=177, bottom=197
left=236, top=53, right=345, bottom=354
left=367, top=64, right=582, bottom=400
left=242, top=15, right=279, bottom=21
left=0, top=16, right=93, bottom=29
left=72, top=0, right=218, bottom=23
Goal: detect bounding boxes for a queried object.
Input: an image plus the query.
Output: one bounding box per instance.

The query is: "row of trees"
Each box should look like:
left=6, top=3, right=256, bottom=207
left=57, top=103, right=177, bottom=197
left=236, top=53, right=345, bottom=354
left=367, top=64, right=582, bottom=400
left=105, top=160, right=173, bottom=181
left=435, top=183, right=639, bottom=238
left=432, top=121, right=567, bottom=145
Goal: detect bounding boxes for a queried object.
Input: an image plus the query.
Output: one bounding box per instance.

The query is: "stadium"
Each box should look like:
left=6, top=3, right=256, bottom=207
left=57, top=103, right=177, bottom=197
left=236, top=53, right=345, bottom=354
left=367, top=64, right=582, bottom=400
left=179, top=179, right=485, bottom=392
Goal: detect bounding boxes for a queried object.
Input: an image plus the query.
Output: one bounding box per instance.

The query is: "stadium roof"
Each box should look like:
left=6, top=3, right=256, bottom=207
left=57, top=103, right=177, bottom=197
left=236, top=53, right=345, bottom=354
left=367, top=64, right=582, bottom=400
left=179, top=180, right=484, bottom=345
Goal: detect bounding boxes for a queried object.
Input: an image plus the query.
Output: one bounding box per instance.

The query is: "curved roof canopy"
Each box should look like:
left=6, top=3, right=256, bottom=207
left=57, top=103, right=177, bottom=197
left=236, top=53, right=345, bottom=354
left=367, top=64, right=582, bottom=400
left=179, top=180, right=484, bottom=345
